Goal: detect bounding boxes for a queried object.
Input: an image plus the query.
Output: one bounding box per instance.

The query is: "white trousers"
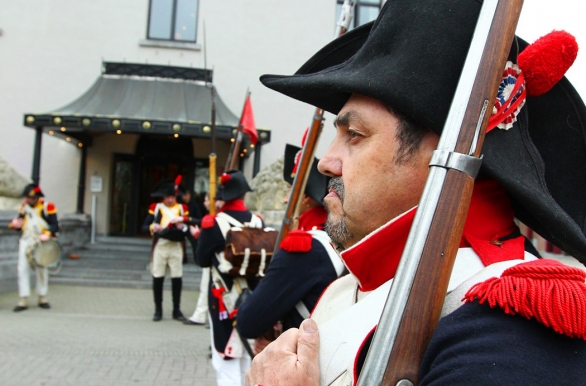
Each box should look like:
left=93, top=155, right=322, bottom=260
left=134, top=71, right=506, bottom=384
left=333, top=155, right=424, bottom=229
left=189, top=267, right=210, bottom=323
left=17, top=237, right=49, bottom=298
left=209, top=313, right=251, bottom=386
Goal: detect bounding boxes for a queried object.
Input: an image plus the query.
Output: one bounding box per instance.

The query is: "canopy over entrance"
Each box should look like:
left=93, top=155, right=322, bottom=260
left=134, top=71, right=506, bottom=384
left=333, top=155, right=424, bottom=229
left=21, top=62, right=271, bottom=219
left=23, top=62, right=271, bottom=148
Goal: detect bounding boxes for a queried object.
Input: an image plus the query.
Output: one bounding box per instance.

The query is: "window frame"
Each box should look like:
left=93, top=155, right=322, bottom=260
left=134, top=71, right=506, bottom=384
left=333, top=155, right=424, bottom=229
left=336, top=0, right=381, bottom=29
left=146, top=0, right=199, bottom=43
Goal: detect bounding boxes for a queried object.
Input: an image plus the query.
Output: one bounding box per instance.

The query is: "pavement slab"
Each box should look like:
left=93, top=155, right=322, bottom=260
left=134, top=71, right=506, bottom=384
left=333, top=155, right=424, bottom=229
left=0, top=285, right=217, bottom=386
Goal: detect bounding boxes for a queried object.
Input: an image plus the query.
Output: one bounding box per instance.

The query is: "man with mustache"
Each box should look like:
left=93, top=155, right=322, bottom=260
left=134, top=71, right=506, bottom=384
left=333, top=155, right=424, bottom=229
left=246, top=0, right=586, bottom=384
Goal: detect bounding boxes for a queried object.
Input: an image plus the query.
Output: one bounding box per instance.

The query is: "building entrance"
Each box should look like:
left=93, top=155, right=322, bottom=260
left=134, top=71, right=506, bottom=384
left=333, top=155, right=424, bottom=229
left=109, top=135, right=208, bottom=236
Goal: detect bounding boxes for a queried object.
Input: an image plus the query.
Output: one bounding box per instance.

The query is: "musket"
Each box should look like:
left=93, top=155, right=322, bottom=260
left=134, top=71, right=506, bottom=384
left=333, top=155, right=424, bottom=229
left=357, top=1, right=524, bottom=385
left=273, top=0, right=355, bottom=252
left=203, top=21, right=218, bottom=216
left=225, top=90, right=251, bottom=171
left=209, top=85, right=218, bottom=216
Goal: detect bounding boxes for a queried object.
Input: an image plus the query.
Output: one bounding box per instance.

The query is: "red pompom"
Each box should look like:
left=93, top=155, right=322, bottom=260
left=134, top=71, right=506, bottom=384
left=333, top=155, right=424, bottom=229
left=518, top=30, right=578, bottom=97
left=464, top=259, right=586, bottom=340
left=220, top=173, right=231, bottom=185
left=201, top=214, right=216, bottom=229
left=280, top=230, right=313, bottom=253
left=174, top=175, right=183, bottom=186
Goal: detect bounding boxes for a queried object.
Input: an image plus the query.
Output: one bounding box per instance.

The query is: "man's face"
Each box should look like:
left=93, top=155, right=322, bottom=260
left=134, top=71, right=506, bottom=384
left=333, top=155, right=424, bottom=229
left=24, top=197, right=38, bottom=206
left=318, top=94, right=439, bottom=249
left=163, top=195, right=177, bottom=207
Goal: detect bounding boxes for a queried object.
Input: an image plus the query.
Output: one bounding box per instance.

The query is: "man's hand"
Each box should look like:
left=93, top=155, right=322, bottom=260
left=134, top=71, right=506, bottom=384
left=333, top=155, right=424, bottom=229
left=190, top=225, right=201, bottom=239
left=170, top=216, right=184, bottom=224
left=246, top=319, right=320, bottom=386
left=152, top=224, right=163, bottom=233
left=10, top=218, right=23, bottom=229
left=39, top=233, right=50, bottom=242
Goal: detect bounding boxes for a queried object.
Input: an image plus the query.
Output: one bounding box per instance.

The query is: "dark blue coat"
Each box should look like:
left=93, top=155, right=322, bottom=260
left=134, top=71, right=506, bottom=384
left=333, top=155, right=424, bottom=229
left=195, top=208, right=262, bottom=354
left=236, top=235, right=339, bottom=338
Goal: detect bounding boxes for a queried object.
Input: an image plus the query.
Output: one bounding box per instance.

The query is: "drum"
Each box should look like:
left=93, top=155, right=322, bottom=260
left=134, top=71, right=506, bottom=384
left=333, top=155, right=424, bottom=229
left=26, top=238, right=63, bottom=272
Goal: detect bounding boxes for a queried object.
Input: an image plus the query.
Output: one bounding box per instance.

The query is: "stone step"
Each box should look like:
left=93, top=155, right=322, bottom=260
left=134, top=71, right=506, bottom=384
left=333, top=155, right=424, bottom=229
left=44, top=236, right=202, bottom=291
left=95, top=235, right=153, bottom=246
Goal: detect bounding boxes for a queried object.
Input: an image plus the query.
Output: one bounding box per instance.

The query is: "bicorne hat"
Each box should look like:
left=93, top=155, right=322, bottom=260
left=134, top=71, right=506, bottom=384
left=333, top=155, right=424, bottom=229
left=283, top=143, right=330, bottom=205
left=260, top=0, right=586, bottom=263
left=216, top=170, right=253, bottom=202
left=22, top=183, right=44, bottom=198
left=150, top=176, right=186, bottom=198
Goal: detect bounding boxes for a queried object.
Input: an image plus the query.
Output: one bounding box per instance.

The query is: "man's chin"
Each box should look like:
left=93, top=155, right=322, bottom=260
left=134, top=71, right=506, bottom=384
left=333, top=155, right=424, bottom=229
left=324, top=215, right=353, bottom=250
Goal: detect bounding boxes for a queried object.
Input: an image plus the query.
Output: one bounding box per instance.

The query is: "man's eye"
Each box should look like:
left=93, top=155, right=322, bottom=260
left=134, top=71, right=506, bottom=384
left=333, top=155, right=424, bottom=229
left=348, top=130, right=360, bottom=140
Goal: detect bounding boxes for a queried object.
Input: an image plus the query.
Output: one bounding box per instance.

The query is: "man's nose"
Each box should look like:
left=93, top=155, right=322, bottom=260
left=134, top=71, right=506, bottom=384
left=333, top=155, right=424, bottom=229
left=318, top=155, right=341, bottom=177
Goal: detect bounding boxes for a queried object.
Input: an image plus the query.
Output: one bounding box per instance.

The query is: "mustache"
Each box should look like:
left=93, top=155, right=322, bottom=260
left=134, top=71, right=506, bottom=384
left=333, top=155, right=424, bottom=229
left=327, top=177, right=345, bottom=204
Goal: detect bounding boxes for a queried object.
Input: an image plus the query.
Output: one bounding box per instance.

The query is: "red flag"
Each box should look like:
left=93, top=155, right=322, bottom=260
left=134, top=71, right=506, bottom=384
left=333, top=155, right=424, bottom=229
left=239, top=95, right=258, bottom=145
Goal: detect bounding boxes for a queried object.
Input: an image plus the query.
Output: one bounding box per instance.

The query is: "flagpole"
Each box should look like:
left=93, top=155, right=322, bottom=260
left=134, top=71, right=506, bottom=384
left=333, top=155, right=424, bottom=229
left=225, top=89, right=251, bottom=171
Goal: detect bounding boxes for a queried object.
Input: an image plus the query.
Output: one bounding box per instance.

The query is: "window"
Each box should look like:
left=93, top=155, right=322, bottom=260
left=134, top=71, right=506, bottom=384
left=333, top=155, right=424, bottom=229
left=336, top=0, right=381, bottom=30
left=147, top=0, right=199, bottom=42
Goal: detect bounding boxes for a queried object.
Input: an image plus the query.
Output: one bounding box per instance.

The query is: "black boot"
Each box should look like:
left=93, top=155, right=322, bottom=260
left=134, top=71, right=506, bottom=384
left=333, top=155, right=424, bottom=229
left=172, top=277, right=186, bottom=322
left=153, top=277, right=164, bottom=321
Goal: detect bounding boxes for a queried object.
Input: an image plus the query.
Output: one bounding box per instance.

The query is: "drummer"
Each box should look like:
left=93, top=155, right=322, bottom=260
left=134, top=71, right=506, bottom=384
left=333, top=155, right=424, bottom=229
left=9, top=184, right=59, bottom=312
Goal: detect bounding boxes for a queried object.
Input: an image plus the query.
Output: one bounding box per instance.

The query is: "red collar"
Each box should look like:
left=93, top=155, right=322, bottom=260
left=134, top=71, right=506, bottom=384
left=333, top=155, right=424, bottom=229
left=298, top=206, right=328, bottom=231
left=341, top=178, right=525, bottom=292
left=220, top=199, right=247, bottom=212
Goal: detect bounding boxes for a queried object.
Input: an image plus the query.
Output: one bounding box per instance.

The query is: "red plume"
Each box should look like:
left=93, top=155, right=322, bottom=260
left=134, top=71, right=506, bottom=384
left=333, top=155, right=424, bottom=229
left=518, top=30, right=578, bottom=97
left=220, top=173, right=231, bottom=185
left=174, top=175, right=183, bottom=195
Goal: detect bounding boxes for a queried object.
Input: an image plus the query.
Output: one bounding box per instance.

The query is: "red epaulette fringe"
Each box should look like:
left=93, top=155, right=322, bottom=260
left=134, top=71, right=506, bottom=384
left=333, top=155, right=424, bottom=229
left=201, top=214, right=216, bottom=229
left=280, top=230, right=313, bottom=253
left=464, top=259, right=586, bottom=340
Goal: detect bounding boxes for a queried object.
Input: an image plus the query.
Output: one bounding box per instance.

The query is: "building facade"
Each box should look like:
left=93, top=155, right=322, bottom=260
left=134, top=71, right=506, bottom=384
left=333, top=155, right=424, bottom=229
left=0, top=0, right=584, bottom=237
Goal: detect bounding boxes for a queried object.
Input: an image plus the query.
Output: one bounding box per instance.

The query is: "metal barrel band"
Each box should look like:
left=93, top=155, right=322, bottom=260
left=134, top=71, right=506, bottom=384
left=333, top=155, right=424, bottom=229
left=429, top=150, right=483, bottom=179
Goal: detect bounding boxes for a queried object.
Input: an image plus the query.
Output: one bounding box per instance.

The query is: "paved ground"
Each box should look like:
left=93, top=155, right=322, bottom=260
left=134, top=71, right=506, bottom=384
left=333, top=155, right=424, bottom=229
left=0, top=285, right=217, bottom=386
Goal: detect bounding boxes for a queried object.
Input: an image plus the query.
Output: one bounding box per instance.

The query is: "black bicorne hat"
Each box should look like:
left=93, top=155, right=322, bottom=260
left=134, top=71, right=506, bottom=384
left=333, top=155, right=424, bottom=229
left=216, top=170, right=253, bottom=202
left=283, top=144, right=330, bottom=205
left=260, top=0, right=586, bottom=263
left=151, top=176, right=186, bottom=198
left=22, top=183, right=44, bottom=198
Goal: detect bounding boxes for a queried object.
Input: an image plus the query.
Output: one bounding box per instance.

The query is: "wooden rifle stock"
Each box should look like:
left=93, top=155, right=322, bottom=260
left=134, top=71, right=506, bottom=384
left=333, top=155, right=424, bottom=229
left=274, top=108, right=325, bottom=252
left=225, top=132, right=242, bottom=171
left=357, top=1, right=524, bottom=385
left=273, top=0, right=355, bottom=252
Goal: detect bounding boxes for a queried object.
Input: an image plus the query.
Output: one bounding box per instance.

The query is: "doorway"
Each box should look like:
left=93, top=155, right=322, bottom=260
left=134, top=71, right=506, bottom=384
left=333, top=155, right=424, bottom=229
left=109, top=135, right=199, bottom=236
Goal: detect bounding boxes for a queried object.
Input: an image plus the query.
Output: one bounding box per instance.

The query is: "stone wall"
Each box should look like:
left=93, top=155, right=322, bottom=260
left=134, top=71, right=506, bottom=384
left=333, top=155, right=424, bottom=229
left=0, top=155, right=29, bottom=210
left=245, top=157, right=288, bottom=229
left=0, top=210, right=20, bottom=293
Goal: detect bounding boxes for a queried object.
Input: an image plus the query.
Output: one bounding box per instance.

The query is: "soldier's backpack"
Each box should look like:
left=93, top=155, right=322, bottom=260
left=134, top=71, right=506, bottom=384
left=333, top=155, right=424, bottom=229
left=215, top=212, right=279, bottom=278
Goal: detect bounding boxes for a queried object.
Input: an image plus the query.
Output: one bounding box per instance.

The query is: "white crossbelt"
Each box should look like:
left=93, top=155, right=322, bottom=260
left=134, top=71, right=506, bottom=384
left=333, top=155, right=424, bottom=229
left=22, top=205, right=50, bottom=238
left=296, top=230, right=345, bottom=319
